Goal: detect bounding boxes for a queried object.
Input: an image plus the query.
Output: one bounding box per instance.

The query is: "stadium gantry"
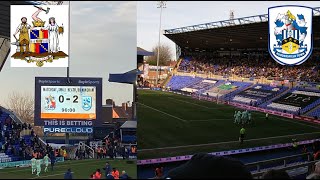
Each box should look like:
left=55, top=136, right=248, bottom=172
left=164, top=7, right=320, bottom=52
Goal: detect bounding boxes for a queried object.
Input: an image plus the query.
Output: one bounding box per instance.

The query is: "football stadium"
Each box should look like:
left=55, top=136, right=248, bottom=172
left=137, top=6, right=320, bottom=179
left=0, top=1, right=137, bottom=179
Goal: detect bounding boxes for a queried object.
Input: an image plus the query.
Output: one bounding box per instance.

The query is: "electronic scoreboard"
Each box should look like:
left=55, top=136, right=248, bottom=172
left=35, top=77, right=102, bottom=133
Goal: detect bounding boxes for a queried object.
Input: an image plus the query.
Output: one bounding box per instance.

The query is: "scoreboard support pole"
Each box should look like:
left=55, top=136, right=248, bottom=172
left=133, top=82, right=137, bottom=120
left=43, top=132, right=47, bottom=143
left=66, top=132, right=70, bottom=144
left=65, top=1, right=71, bottom=145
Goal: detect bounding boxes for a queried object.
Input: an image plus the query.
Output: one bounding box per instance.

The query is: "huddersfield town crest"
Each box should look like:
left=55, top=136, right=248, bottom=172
left=82, top=96, right=92, bottom=111
left=268, top=5, right=313, bottom=65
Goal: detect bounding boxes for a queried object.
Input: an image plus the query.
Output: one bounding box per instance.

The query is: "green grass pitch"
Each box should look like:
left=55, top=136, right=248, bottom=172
left=0, top=159, right=137, bottom=179
left=137, top=89, right=320, bottom=160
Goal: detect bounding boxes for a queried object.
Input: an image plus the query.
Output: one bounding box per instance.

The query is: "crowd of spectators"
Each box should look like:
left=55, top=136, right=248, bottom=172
left=178, top=53, right=320, bottom=82
left=74, top=136, right=137, bottom=161
left=87, top=162, right=130, bottom=179
left=137, top=75, right=154, bottom=88
left=97, top=136, right=136, bottom=160
left=0, top=109, right=49, bottom=161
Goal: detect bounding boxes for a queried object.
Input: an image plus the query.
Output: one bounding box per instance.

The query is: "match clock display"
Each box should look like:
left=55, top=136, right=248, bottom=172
left=40, top=86, right=96, bottom=119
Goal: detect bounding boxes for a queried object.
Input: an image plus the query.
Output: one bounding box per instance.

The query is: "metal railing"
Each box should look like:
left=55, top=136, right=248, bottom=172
left=78, top=141, right=95, bottom=159
left=246, top=152, right=313, bottom=178
left=251, top=160, right=317, bottom=179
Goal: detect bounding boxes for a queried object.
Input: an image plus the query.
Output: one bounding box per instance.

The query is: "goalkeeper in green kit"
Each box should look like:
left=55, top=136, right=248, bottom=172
left=43, top=154, right=50, bottom=172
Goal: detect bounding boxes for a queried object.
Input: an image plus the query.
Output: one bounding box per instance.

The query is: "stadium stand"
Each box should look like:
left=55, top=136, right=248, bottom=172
left=181, top=79, right=220, bottom=93
left=0, top=107, right=49, bottom=163
left=200, top=81, right=252, bottom=100
left=261, top=88, right=320, bottom=115
left=231, top=84, right=289, bottom=106
left=176, top=55, right=320, bottom=82
left=221, top=81, right=253, bottom=100
left=307, top=107, right=320, bottom=119
left=166, top=75, right=202, bottom=90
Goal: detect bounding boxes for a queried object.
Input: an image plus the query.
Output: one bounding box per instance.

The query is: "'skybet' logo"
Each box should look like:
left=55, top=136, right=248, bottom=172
left=268, top=5, right=313, bottom=65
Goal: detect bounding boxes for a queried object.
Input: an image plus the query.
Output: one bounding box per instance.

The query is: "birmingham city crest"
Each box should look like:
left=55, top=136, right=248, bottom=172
left=82, top=96, right=92, bottom=111
left=268, top=5, right=313, bottom=65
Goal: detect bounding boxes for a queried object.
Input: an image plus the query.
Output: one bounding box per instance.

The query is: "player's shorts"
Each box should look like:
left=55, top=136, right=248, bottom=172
left=240, top=134, right=245, bottom=139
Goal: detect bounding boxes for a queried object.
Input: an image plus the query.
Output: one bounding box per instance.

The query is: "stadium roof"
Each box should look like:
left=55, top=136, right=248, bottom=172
left=109, top=69, right=143, bottom=84
left=137, top=47, right=154, bottom=56
left=164, top=7, right=320, bottom=50
left=120, top=120, right=137, bottom=129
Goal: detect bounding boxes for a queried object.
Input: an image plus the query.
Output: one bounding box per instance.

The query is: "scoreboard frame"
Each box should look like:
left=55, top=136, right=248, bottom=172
left=34, top=77, right=103, bottom=128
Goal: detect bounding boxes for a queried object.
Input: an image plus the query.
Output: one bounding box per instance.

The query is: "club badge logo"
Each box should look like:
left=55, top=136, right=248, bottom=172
left=268, top=5, right=313, bottom=65
left=11, top=5, right=68, bottom=67
left=82, top=96, right=92, bottom=111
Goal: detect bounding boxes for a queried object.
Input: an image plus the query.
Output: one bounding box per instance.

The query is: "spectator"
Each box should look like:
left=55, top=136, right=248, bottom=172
left=50, top=151, right=56, bottom=171
left=103, top=147, right=107, bottom=159
left=119, top=171, right=129, bottom=179
left=90, top=172, right=96, bottom=179
left=64, top=168, right=73, bottom=179
left=94, top=169, right=102, bottom=179
left=165, top=153, right=252, bottom=179
left=111, top=168, right=120, bottom=179
left=155, top=166, right=163, bottom=179
left=106, top=173, right=114, bottom=179
left=23, top=122, right=27, bottom=130
left=75, top=149, right=79, bottom=160
left=82, top=149, right=86, bottom=159
left=261, top=169, right=290, bottom=179
left=31, top=129, right=35, bottom=137
left=307, top=173, right=320, bottom=179
left=309, top=161, right=320, bottom=177
left=103, top=162, right=112, bottom=178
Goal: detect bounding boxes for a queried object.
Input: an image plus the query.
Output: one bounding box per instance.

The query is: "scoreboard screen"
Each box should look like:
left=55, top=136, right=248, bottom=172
left=40, top=86, right=96, bottom=119
left=35, top=77, right=102, bottom=130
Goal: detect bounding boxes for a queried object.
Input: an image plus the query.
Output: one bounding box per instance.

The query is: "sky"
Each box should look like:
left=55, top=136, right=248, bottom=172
left=137, top=1, right=319, bottom=60
left=0, top=1, right=136, bottom=106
